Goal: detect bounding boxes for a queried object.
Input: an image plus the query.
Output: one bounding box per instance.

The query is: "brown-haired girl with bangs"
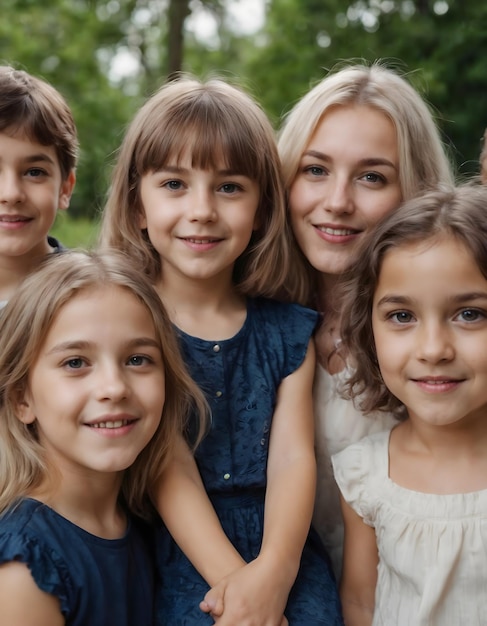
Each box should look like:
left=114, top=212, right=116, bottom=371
left=100, top=77, right=343, bottom=625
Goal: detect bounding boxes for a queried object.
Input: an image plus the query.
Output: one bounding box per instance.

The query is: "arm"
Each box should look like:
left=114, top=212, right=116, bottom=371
left=203, top=340, right=317, bottom=625
left=152, top=433, right=246, bottom=585
left=0, top=561, right=64, bottom=626
left=339, top=495, right=378, bottom=626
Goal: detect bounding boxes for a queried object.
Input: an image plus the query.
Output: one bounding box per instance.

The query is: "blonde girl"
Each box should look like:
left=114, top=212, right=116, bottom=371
left=0, top=249, right=206, bottom=626
left=278, top=62, right=454, bottom=575
left=100, top=77, right=343, bottom=625
left=334, top=184, right=487, bottom=625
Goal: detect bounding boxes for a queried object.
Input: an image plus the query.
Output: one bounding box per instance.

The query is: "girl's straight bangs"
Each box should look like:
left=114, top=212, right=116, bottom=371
left=135, top=103, right=263, bottom=181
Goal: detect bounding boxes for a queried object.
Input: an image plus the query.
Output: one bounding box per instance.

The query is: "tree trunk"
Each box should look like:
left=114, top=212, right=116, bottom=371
left=167, top=0, right=191, bottom=79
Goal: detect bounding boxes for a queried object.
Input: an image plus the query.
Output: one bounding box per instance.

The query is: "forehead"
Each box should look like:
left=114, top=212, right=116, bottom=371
left=0, top=127, right=59, bottom=164
left=310, top=104, right=397, bottom=155
left=46, top=286, right=156, bottom=339
left=375, top=236, right=484, bottom=299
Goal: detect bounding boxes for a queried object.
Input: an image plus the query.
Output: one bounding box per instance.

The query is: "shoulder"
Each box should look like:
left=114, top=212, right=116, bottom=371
left=332, top=430, right=391, bottom=524
left=332, top=429, right=390, bottom=476
left=0, top=499, right=72, bottom=615
left=249, top=298, right=318, bottom=377
left=250, top=297, right=319, bottom=329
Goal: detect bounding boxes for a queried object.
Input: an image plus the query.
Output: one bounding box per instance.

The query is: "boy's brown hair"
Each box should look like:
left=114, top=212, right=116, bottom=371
left=0, top=66, right=78, bottom=179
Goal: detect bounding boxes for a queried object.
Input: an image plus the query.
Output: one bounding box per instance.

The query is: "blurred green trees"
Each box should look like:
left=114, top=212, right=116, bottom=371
left=1, top=0, right=486, bottom=221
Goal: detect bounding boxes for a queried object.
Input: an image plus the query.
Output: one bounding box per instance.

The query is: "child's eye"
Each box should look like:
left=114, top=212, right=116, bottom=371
left=163, top=180, right=183, bottom=190
left=219, top=183, right=241, bottom=194
left=62, top=357, right=86, bottom=370
left=456, top=308, right=485, bottom=323
left=26, top=168, right=47, bottom=178
left=127, top=354, right=152, bottom=366
left=389, top=311, right=414, bottom=324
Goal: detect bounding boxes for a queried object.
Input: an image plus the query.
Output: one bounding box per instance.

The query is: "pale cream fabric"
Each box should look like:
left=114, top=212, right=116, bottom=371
left=333, top=429, right=487, bottom=626
left=312, top=364, right=397, bottom=577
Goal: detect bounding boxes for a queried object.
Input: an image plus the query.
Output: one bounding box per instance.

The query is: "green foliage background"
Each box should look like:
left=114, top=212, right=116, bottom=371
left=2, top=0, right=487, bottom=245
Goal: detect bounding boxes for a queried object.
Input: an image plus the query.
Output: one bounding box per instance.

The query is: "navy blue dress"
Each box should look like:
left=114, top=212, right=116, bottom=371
left=156, top=298, right=343, bottom=625
left=0, top=498, right=155, bottom=626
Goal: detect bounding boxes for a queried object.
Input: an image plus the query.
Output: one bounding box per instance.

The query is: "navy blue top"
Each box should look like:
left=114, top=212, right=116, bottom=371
left=0, top=498, right=154, bottom=626
left=180, top=298, right=318, bottom=493
left=156, top=299, right=344, bottom=625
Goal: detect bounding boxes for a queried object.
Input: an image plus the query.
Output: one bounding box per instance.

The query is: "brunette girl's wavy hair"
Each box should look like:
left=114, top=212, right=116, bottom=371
left=340, top=184, right=487, bottom=419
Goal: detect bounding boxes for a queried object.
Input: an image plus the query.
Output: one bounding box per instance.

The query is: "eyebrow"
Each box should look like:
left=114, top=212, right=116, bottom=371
left=154, top=164, right=246, bottom=177
left=375, top=292, right=487, bottom=307
left=46, top=337, right=161, bottom=355
left=24, top=153, right=56, bottom=165
left=0, top=152, right=56, bottom=166
left=303, top=150, right=397, bottom=170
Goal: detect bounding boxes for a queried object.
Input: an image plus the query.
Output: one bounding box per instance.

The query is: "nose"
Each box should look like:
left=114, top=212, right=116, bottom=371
left=96, top=363, right=130, bottom=402
left=323, top=176, right=354, bottom=216
left=187, top=185, right=217, bottom=223
left=416, top=322, right=455, bottom=364
left=0, top=171, right=26, bottom=205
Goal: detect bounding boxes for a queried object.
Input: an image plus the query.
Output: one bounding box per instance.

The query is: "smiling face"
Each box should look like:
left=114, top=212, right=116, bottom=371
left=139, top=154, right=260, bottom=289
left=0, top=130, right=75, bottom=262
left=288, top=104, right=402, bottom=280
left=18, top=285, right=166, bottom=480
left=372, top=235, right=487, bottom=430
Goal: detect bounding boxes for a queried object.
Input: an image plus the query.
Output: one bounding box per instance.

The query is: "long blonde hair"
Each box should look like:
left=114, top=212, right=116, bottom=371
left=278, top=62, right=454, bottom=305
left=0, top=250, right=207, bottom=517
left=100, top=76, right=294, bottom=298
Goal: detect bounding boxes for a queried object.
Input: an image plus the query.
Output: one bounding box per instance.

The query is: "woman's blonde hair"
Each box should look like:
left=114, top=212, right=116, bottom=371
left=278, top=62, right=454, bottom=305
left=0, top=249, right=208, bottom=517
left=100, top=76, right=293, bottom=298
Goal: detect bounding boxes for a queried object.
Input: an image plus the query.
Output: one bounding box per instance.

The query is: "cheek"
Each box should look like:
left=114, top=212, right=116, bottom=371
left=367, top=193, right=402, bottom=226
left=288, top=180, right=308, bottom=218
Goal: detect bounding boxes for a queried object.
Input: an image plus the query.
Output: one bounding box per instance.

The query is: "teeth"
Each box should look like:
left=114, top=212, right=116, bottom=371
left=187, top=238, right=215, bottom=244
left=91, top=420, right=128, bottom=429
left=318, top=227, right=355, bottom=236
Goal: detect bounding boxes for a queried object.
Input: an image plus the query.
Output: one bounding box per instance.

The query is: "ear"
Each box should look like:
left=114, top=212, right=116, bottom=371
left=138, top=208, right=147, bottom=230
left=58, top=170, right=76, bottom=211
left=15, top=390, right=36, bottom=425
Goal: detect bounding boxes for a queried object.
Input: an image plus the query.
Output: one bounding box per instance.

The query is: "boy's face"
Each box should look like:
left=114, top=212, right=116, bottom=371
left=0, top=130, right=75, bottom=262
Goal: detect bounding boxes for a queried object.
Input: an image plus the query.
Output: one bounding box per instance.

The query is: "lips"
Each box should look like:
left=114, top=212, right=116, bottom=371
left=315, top=225, right=360, bottom=236
left=0, top=215, right=31, bottom=222
left=412, top=377, right=462, bottom=384
left=182, top=237, right=222, bottom=243
left=88, top=419, right=134, bottom=429
left=411, top=377, right=465, bottom=393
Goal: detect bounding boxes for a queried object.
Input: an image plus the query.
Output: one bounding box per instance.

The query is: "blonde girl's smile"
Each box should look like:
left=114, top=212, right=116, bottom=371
left=19, top=285, right=166, bottom=475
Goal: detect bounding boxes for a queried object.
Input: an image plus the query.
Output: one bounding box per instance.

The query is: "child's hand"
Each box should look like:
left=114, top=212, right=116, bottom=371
left=199, top=558, right=290, bottom=626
